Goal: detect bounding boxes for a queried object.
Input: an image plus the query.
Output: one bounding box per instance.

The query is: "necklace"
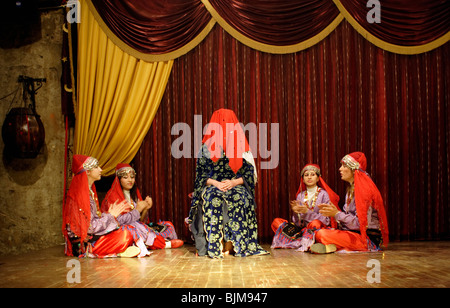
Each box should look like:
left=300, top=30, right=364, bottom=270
left=303, top=187, right=321, bottom=210
left=345, top=186, right=354, bottom=214
left=89, top=187, right=102, bottom=216
left=123, top=190, right=135, bottom=210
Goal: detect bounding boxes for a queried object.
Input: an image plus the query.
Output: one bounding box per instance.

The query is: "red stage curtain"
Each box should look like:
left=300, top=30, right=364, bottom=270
left=384, top=48, right=450, bottom=240
left=88, top=0, right=448, bottom=55
left=134, top=22, right=450, bottom=243
left=90, top=0, right=212, bottom=54
left=207, top=0, right=340, bottom=46
left=338, top=0, right=450, bottom=46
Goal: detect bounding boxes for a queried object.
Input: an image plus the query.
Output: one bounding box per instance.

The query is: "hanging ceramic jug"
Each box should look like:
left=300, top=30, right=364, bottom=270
left=2, top=107, right=45, bottom=158
left=2, top=76, right=46, bottom=158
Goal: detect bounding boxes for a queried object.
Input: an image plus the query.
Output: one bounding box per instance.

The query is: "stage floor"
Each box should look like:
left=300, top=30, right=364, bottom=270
left=0, top=241, right=449, bottom=288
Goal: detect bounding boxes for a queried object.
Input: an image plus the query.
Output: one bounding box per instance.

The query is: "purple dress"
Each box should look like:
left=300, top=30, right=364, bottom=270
left=271, top=188, right=331, bottom=250
left=66, top=196, right=124, bottom=258
left=116, top=198, right=178, bottom=257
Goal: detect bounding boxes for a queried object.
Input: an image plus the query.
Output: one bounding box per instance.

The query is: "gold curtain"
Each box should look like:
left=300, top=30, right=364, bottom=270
left=74, top=2, right=173, bottom=175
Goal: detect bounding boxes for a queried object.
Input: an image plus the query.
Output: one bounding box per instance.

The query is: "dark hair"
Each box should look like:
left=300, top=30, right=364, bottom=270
left=302, top=170, right=318, bottom=178
left=119, top=175, right=139, bottom=203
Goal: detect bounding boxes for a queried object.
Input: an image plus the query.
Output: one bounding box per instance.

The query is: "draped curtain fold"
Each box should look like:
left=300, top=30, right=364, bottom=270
left=88, top=0, right=216, bottom=61
left=87, top=0, right=449, bottom=57
left=74, top=2, right=173, bottom=175
left=207, top=0, right=340, bottom=45
left=202, top=0, right=343, bottom=53
left=337, top=0, right=449, bottom=45
left=334, top=0, right=450, bottom=54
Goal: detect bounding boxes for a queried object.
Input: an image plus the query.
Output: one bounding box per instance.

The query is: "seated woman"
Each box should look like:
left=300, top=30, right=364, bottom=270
left=187, top=109, right=269, bottom=258
left=313, top=152, right=389, bottom=253
left=271, top=164, right=339, bottom=251
left=62, top=155, right=140, bottom=258
left=101, top=163, right=183, bottom=257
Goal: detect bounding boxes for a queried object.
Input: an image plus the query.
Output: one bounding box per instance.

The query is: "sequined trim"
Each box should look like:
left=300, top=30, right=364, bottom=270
left=301, top=165, right=321, bottom=177
left=341, top=155, right=360, bottom=170
left=116, top=166, right=136, bottom=177
left=83, top=157, right=99, bottom=171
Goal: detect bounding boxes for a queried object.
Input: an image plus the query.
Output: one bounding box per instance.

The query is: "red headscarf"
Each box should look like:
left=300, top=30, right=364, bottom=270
left=62, top=154, right=100, bottom=256
left=101, top=163, right=143, bottom=213
left=341, top=152, right=389, bottom=247
left=202, top=109, right=251, bottom=174
left=295, top=163, right=340, bottom=227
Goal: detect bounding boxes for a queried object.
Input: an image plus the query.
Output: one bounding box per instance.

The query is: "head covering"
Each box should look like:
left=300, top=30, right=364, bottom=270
left=101, top=163, right=143, bottom=213
left=341, top=152, right=389, bottom=248
left=62, top=154, right=100, bottom=256
left=115, top=163, right=136, bottom=178
left=202, top=109, right=257, bottom=180
left=295, top=163, right=340, bottom=227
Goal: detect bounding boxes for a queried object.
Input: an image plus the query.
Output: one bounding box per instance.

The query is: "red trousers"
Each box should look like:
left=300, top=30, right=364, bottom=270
left=91, top=229, right=134, bottom=257
left=271, top=218, right=326, bottom=233
left=315, top=229, right=368, bottom=251
left=307, top=220, right=326, bottom=230
left=149, top=235, right=166, bottom=250
left=90, top=229, right=167, bottom=257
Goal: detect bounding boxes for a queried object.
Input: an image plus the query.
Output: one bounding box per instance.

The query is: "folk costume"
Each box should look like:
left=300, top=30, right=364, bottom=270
left=187, top=109, right=268, bottom=258
left=101, top=163, right=181, bottom=256
left=271, top=164, right=340, bottom=251
left=315, top=152, right=389, bottom=252
left=62, top=155, right=136, bottom=258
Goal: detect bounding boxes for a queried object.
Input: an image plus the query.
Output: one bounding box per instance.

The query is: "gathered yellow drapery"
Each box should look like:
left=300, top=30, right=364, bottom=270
left=74, top=2, right=173, bottom=175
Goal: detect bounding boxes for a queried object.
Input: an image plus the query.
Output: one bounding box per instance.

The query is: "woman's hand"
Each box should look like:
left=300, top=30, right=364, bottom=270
left=213, top=179, right=229, bottom=192
left=207, top=178, right=243, bottom=192
left=137, top=196, right=153, bottom=213
left=290, top=200, right=308, bottom=214
left=221, top=178, right=243, bottom=190
left=144, top=196, right=153, bottom=210
left=318, top=203, right=339, bottom=217
left=136, top=200, right=148, bottom=213
left=108, top=200, right=130, bottom=218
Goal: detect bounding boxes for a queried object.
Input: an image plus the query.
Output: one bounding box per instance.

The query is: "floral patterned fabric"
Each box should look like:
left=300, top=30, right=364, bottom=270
left=188, top=145, right=268, bottom=258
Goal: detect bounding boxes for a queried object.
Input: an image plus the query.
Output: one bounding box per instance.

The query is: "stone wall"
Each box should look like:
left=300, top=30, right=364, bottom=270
left=0, top=9, right=66, bottom=255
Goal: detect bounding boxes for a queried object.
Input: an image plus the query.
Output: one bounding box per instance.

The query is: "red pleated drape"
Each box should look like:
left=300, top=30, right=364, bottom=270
left=134, top=21, right=449, bottom=243
left=338, top=0, right=450, bottom=46
left=383, top=47, right=450, bottom=240
left=89, top=0, right=449, bottom=53
left=90, top=0, right=213, bottom=54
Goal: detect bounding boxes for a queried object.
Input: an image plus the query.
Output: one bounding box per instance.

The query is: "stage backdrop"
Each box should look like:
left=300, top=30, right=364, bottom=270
left=66, top=0, right=450, bottom=244
left=134, top=23, right=449, bottom=243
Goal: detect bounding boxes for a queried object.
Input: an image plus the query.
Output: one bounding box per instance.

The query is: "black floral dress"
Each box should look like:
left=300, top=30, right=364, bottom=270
left=188, top=145, right=268, bottom=258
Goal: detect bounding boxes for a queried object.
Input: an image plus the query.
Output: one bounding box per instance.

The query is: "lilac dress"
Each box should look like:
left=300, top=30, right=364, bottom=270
left=335, top=195, right=380, bottom=231
left=116, top=197, right=178, bottom=257
left=66, top=196, right=122, bottom=257
left=271, top=188, right=331, bottom=250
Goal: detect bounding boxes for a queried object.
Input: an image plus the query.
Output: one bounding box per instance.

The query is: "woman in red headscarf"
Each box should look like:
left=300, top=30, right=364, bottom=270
left=312, top=152, right=389, bottom=253
left=62, top=155, right=140, bottom=258
left=271, top=164, right=340, bottom=251
left=101, top=163, right=183, bottom=256
left=187, top=109, right=268, bottom=258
